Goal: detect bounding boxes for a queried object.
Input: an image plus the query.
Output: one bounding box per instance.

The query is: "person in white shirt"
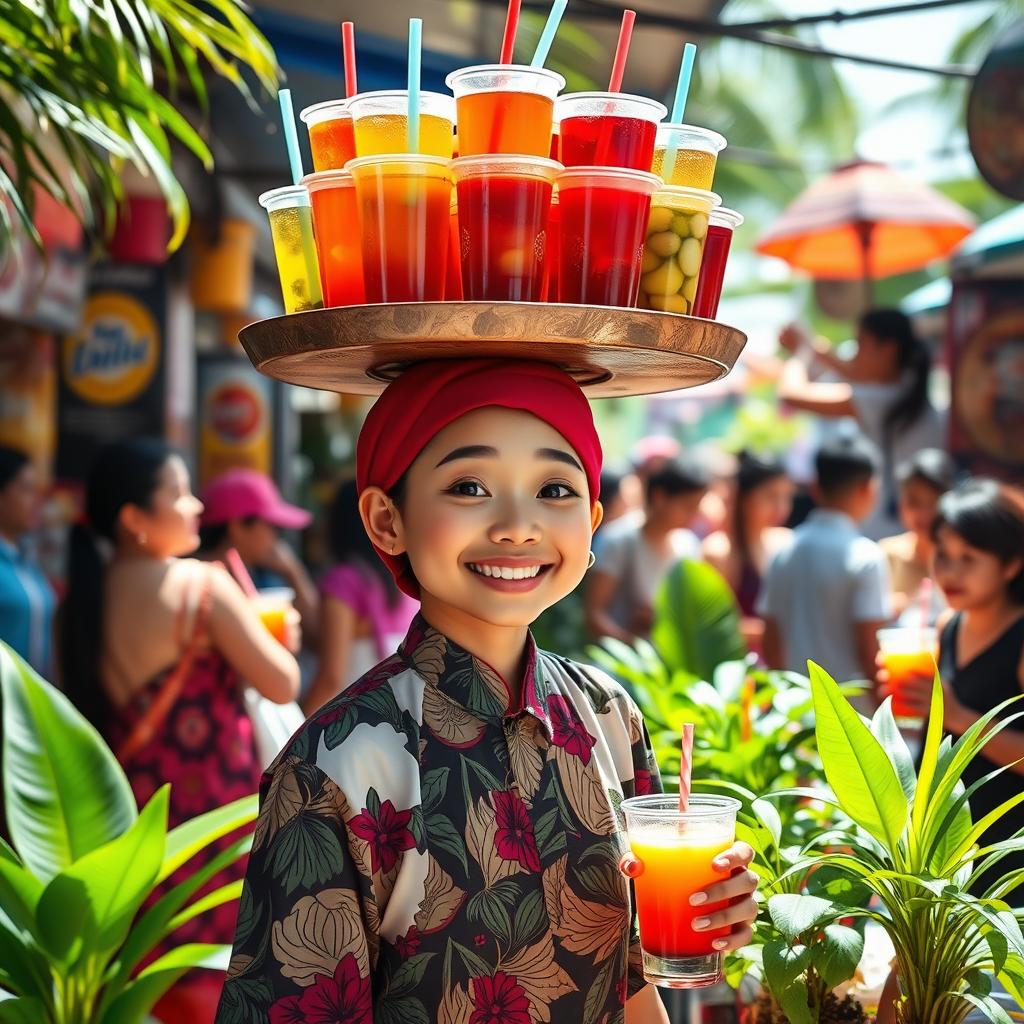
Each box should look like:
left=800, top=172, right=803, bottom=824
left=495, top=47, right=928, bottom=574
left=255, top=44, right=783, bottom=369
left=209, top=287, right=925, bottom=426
left=585, top=457, right=708, bottom=643
left=759, top=435, right=893, bottom=683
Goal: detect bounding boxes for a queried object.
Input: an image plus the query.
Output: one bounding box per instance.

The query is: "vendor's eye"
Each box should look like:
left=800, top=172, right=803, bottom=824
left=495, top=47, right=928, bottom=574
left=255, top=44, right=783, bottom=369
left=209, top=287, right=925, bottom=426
left=447, top=480, right=488, bottom=498
left=539, top=482, right=579, bottom=500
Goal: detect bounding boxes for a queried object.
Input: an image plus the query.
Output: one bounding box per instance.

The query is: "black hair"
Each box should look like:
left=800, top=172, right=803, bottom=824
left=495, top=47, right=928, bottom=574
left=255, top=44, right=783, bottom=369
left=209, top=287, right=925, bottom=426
left=599, top=468, right=625, bottom=508
left=646, top=457, right=710, bottom=503
left=61, top=439, right=175, bottom=729
left=197, top=516, right=259, bottom=555
left=896, top=448, right=958, bottom=495
left=932, top=479, right=1024, bottom=604
left=733, top=450, right=788, bottom=565
left=0, top=445, right=29, bottom=490
left=815, top=434, right=880, bottom=500
left=859, top=309, right=932, bottom=440
left=329, top=479, right=402, bottom=608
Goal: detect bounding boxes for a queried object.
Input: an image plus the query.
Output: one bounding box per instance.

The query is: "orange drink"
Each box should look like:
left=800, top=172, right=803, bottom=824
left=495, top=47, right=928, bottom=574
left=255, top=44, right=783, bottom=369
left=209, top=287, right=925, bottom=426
left=348, top=91, right=455, bottom=158
left=652, top=124, right=727, bottom=190
left=300, top=100, right=356, bottom=171
left=878, top=626, right=937, bottom=726
left=252, top=588, right=295, bottom=647
left=622, top=794, right=740, bottom=989
left=302, top=170, right=365, bottom=308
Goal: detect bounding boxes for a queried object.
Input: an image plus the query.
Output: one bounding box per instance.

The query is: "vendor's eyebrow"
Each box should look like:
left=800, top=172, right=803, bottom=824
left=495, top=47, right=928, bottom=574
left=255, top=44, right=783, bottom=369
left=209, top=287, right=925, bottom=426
left=435, top=445, right=498, bottom=467
left=537, top=448, right=584, bottom=473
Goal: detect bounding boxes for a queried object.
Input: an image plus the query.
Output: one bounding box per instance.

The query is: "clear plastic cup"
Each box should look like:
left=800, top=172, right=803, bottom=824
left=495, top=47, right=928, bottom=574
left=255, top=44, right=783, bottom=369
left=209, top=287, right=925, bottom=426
left=877, top=626, right=937, bottom=728
left=300, top=100, right=356, bottom=172
left=638, top=187, right=722, bottom=315
left=555, top=92, right=667, bottom=170
left=258, top=186, right=323, bottom=314
left=451, top=155, right=562, bottom=302
left=347, top=154, right=453, bottom=303
left=692, top=208, right=743, bottom=320
left=621, top=794, right=740, bottom=989
left=556, top=167, right=661, bottom=308
left=252, top=587, right=295, bottom=647
left=348, top=90, right=456, bottom=158
left=446, top=64, right=565, bottom=158
left=446, top=195, right=463, bottom=300
left=651, top=124, right=727, bottom=190
left=302, top=170, right=365, bottom=308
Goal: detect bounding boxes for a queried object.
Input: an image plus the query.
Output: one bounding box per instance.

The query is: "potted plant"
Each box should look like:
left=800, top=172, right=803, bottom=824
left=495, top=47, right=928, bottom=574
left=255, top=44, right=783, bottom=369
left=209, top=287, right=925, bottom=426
left=0, top=646, right=256, bottom=1023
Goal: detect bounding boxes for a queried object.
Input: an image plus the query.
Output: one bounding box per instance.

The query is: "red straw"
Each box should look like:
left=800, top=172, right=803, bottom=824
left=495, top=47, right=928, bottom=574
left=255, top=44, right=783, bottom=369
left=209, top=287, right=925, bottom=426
left=607, top=9, right=636, bottom=91
left=499, top=0, right=522, bottom=64
left=225, top=547, right=259, bottom=598
left=679, top=723, right=694, bottom=812
left=342, top=21, right=358, bottom=98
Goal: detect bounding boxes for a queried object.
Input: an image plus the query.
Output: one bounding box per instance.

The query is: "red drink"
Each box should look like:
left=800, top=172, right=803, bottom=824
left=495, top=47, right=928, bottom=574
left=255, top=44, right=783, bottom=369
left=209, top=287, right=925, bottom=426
left=446, top=202, right=463, bottom=300
left=555, top=93, right=665, bottom=170
left=304, top=170, right=365, bottom=308
left=692, top=208, right=742, bottom=320
left=556, top=167, right=660, bottom=307
left=542, top=193, right=559, bottom=302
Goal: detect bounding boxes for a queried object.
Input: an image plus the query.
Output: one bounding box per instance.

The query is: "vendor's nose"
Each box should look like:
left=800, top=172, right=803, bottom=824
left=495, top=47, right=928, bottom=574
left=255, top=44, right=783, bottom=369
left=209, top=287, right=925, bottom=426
left=488, top=497, right=541, bottom=545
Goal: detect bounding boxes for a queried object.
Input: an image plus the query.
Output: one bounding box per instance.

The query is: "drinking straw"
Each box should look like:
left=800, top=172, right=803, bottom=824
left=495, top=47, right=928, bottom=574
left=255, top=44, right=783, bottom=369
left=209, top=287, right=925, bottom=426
left=499, top=0, right=522, bottom=64
left=342, top=21, right=358, bottom=98
left=407, top=17, right=422, bottom=153
left=679, top=723, right=694, bottom=812
left=607, top=9, right=636, bottom=92
left=278, top=89, right=304, bottom=186
left=664, top=42, right=697, bottom=182
left=225, top=548, right=259, bottom=598
left=530, top=0, right=568, bottom=68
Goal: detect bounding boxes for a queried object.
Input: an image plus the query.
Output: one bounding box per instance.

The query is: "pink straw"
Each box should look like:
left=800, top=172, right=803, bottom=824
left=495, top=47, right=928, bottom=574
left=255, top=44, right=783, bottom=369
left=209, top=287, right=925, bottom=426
left=342, top=22, right=358, bottom=98
left=607, top=9, right=636, bottom=92
left=679, top=723, right=694, bottom=812
left=499, top=0, right=522, bottom=64
left=225, top=547, right=259, bottom=598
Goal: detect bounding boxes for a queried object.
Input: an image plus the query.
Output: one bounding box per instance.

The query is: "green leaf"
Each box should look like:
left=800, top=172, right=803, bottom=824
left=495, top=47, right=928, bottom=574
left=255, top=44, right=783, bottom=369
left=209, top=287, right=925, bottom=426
left=762, top=939, right=810, bottom=1000
left=376, top=995, right=430, bottom=1024
left=0, top=917, right=50, bottom=1003
left=961, top=992, right=1014, bottom=1024
left=511, top=889, right=548, bottom=951
left=0, top=998, right=47, bottom=1024
left=421, top=768, right=449, bottom=815
left=808, top=662, right=908, bottom=852
left=452, top=940, right=491, bottom=979
left=160, top=794, right=257, bottom=883
left=1, top=646, right=136, bottom=881
left=387, top=953, right=436, bottom=997
left=779, top=975, right=813, bottom=1024
left=0, top=842, right=42, bottom=938
left=813, top=924, right=864, bottom=989
left=870, top=699, right=916, bottom=802
left=426, top=814, right=470, bottom=878
left=267, top=814, right=344, bottom=896
left=767, top=893, right=837, bottom=942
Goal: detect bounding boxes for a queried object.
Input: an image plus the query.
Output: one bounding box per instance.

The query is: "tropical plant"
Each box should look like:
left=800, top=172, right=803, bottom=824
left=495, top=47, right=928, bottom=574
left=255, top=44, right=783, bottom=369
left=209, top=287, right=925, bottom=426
left=0, top=646, right=257, bottom=1024
left=0, top=0, right=279, bottom=253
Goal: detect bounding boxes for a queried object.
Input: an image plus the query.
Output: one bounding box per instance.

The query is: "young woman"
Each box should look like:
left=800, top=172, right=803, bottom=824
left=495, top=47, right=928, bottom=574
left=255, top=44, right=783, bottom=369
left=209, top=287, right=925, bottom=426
left=61, top=439, right=301, bottom=1023
left=884, top=479, right=1024, bottom=904
left=303, top=479, right=418, bottom=714
left=216, top=361, right=758, bottom=1024
left=778, top=309, right=944, bottom=539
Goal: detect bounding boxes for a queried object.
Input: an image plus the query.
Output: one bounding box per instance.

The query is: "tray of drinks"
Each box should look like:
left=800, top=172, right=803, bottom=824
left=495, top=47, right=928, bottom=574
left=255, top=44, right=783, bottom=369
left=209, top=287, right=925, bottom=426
left=237, top=301, right=747, bottom=397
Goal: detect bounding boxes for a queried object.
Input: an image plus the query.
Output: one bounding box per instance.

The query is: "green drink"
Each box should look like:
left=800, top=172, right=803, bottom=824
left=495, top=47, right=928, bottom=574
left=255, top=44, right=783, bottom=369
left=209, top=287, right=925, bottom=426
left=259, top=186, right=323, bottom=314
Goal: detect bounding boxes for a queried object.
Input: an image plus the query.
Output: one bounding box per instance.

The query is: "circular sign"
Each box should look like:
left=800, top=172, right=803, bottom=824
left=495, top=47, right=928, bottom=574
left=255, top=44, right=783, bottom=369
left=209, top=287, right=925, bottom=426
left=206, top=380, right=264, bottom=446
left=63, top=292, right=159, bottom=405
left=967, top=18, right=1024, bottom=201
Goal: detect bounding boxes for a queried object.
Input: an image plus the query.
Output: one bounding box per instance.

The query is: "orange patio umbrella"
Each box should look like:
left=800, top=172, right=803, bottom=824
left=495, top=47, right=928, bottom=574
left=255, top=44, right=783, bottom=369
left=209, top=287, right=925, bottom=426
left=755, top=160, right=975, bottom=284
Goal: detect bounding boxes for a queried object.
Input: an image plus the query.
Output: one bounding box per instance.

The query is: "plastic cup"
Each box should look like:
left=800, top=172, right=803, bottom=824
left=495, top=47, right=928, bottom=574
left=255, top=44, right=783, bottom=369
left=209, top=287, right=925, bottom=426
left=877, top=626, right=937, bottom=728
left=258, top=186, right=323, bottom=314
left=300, top=100, right=356, bottom=172
left=446, top=65, right=565, bottom=158
left=622, top=794, right=739, bottom=989
left=302, top=170, right=365, bottom=308
left=651, top=124, right=727, bottom=190
left=692, top=207, right=743, bottom=320
left=348, top=154, right=453, bottom=303
left=446, top=196, right=463, bottom=300
left=557, top=167, right=661, bottom=308
left=555, top=92, right=667, bottom=170
left=252, top=587, right=295, bottom=647
left=451, top=155, right=562, bottom=303
left=542, top=189, right=559, bottom=302
left=348, top=91, right=455, bottom=159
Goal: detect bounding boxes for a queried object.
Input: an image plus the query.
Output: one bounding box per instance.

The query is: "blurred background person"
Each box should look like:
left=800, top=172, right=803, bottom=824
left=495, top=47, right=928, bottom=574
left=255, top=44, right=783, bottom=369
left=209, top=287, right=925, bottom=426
left=0, top=445, right=54, bottom=677
left=880, top=448, right=957, bottom=625
left=597, top=466, right=630, bottom=533
left=777, top=309, right=944, bottom=539
left=59, top=439, right=300, bottom=1024
left=703, top=450, right=794, bottom=650
left=303, top=480, right=417, bottom=714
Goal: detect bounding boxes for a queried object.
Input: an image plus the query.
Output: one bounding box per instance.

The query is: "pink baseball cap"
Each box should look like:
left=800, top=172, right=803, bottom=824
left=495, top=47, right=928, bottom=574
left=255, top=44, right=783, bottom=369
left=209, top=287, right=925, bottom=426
left=200, top=470, right=312, bottom=530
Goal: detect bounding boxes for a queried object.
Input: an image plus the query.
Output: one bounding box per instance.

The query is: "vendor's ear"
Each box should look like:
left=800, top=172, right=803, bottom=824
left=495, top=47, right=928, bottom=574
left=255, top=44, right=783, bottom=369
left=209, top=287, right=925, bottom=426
left=359, top=486, right=406, bottom=555
left=590, top=500, right=604, bottom=534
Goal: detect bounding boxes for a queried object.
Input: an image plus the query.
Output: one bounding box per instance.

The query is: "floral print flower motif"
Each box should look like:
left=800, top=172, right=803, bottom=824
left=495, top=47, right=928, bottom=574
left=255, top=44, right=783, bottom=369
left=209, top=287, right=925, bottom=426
left=395, top=925, right=421, bottom=959
left=491, top=790, right=541, bottom=872
left=633, top=768, right=654, bottom=796
left=269, top=953, right=371, bottom=1023
left=546, top=694, right=597, bottom=764
left=470, top=972, right=532, bottom=1024
left=348, top=798, right=416, bottom=874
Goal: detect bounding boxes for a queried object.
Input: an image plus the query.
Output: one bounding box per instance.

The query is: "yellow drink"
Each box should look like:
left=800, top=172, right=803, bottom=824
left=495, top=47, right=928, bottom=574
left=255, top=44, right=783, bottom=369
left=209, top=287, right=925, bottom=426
left=267, top=206, right=323, bottom=313
left=653, top=147, right=718, bottom=190
left=354, top=113, right=453, bottom=158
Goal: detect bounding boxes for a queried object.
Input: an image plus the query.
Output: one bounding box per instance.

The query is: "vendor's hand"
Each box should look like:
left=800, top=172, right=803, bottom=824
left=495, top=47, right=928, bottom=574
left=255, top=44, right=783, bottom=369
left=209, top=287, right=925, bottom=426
left=284, top=607, right=302, bottom=654
left=779, top=322, right=811, bottom=354
left=619, top=842, right=758, bottom=952
left=880, top=671, right=970, bottom=734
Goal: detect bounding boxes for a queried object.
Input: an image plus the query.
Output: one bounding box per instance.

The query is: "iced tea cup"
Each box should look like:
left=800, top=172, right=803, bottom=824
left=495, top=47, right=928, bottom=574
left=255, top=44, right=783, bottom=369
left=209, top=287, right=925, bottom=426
left=300, top=100, right=356, bottom=172
left=446, top=65, right=565, bottom=158
left=446, top=196, right=463, bottom=300
left=692, top=207, right=743, bottom=320
left=652, top=124, right=727, bottom=190
left=556, top=167, right=661, bottom=308
left=258, top=186, right=323, bottom=314
left=302, top=170, right=365, bottom=308
left=555, top=92, right=666, bottom=170
left=622, top=794, right=740, bottom=989
left=452, top=155, right=561, bottom=302
left=348, top=91, right=455, bottom=158
left=348, top=154, right=452, bottom=303
left=878, top=626, right=937, bottom=728
left=252, top=587, right=296, bottom=647
left=638, top=187, right=721, bottom=315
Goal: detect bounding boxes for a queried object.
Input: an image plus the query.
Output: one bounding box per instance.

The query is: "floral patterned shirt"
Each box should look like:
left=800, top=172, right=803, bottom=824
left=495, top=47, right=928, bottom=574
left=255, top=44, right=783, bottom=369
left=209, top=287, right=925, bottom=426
left=215, top=614, right=663, bottom=1024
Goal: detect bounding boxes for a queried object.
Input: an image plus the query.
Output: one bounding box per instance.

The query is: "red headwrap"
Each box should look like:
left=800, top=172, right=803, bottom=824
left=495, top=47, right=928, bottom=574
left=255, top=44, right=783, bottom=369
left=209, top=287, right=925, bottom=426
left=356, top=359, right=603, bottom=597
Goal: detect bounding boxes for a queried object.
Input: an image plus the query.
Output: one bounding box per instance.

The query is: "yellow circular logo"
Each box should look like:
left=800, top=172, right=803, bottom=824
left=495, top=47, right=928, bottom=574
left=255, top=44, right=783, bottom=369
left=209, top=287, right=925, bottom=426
left=64, top=293, right=160, bottom=405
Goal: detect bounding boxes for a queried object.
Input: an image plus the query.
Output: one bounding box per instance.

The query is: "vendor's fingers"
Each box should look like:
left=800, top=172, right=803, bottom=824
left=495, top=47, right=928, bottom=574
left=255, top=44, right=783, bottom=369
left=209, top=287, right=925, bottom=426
left=691, top=869, right=758, bottom=907
left=618, top=853, right=643, bottom=878
left=711, top=923, right=754, bottom=953
left=692, top=896, right=758, bottom=936
left=712, top=842, right=754, bottom=872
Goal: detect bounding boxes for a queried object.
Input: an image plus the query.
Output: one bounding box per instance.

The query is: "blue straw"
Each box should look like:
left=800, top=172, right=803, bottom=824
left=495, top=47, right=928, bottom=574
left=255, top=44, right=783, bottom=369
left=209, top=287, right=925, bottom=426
left=665, top=43, right=697, bottom=182
left=407, top=18, right=422, bottom=153
left=530, top=0, right=568, bottom=68
left=278, top=89, right=304, bottom=185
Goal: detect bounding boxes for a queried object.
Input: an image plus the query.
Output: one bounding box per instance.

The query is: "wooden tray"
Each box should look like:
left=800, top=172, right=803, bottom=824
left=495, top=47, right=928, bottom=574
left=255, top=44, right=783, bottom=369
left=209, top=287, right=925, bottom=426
left=238, top=302, right=747, bottom=398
